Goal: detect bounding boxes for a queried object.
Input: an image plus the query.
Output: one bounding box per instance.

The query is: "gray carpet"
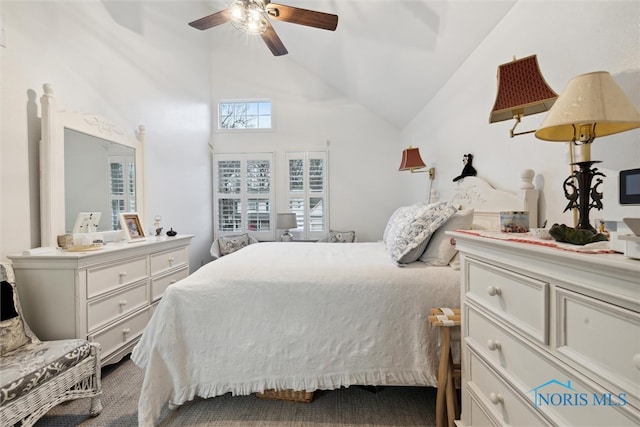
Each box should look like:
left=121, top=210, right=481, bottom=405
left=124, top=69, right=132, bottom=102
left=35, top=356, right=438, bottom=426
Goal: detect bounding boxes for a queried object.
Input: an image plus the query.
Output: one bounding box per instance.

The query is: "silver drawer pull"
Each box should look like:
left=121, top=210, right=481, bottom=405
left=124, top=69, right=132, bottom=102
left=168, top=257, right=175, bottom=265
left=487, top=286, right=502, bottom=296
left=633, top=353, right=640, bottom=370
left=487, top=339, right=502, bottom=351
left=119, top=271, right=127, bottom=278
left=489, top=392, right=503, bottom=405
left=119, top=300, right=128, bottom=306
left=123, top=328, right=131, bottom=335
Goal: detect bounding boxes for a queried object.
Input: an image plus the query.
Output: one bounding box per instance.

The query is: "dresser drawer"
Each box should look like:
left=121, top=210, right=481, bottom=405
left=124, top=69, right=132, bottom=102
left=151, top=247, right=188, bottom=276
left=468, top=349, right=550, bottom=426
left=467, top=309, right=639, bottom=426
left=467, top=390, right=498, bottom=426
left=86, top=256, right=149, bottom=298
left=467, top=306, right=544, bottom=388
left=151, top=266, right=188, bottom=302
left=89, top=308, right=150, bottom=359
left=466, top=258, right=549, bottom=344
left=556, top=288, right=640, bottom=408
left=87, top=281, right=149, bottom=333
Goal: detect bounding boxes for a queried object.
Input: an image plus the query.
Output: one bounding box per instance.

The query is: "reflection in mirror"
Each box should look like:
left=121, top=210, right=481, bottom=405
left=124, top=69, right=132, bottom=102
left=64, top=129, right=136, bottom=233
left=39, top=83, right=145, bottom=247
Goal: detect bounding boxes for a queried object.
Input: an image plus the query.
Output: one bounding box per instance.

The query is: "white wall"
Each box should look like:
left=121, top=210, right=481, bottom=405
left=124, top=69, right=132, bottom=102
left=208, top=37, right=404, bottom=242
left=0, top=1, right=213, bottom=268
left=403, top=0, right=640, bottom=228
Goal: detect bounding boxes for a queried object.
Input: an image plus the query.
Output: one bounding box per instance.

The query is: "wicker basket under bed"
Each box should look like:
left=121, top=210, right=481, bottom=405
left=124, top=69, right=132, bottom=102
left=256, top=389, right=314, bottom=403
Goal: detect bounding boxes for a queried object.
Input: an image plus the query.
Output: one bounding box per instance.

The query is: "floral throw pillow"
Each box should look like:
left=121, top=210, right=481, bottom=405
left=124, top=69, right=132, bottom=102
left=218, top=234, right=251, bottom=256
left=0, top=263, right=39, bottom=355
left=385, top=201, right=457, bottom=265
left=383, top=202, right=428, bottom=244
left=319, top=230, right=356, bottom=243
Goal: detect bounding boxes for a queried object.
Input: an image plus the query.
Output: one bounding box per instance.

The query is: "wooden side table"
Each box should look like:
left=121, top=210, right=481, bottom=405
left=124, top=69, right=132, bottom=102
left=429, top=308, right=461, bottom=427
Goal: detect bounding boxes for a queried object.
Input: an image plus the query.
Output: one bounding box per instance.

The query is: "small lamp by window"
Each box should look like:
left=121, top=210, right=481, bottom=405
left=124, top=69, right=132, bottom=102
left=276, top=213, right=297, bottom=242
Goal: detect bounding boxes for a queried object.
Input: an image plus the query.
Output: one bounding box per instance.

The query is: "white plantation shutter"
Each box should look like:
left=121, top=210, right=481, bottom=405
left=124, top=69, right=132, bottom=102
left=214, top=153, right=274, bottom=240
left=286, top=152, right=328, bottom=240
left=246, top=158, right=271, bottom=232
left=108, top=155, right=135, bottom=230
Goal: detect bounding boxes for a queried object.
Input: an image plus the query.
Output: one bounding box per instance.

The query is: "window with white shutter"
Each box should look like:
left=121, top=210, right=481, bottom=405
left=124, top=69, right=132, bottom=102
left=286, top=152, right=328, bottom=240
left=108, top=155, right=136, bottom=230
left=214, top=153, right=274, bottom=240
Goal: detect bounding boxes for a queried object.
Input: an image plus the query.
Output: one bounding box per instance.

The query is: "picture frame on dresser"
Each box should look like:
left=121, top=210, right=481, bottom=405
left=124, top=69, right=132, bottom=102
left=120, top=213, right=145, bottom=241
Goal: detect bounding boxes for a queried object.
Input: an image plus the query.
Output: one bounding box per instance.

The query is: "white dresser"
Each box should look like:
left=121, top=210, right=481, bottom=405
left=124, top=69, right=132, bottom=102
left=449, top=232, right=640, bottom=426
left=8, top=235, right=194, bottom=365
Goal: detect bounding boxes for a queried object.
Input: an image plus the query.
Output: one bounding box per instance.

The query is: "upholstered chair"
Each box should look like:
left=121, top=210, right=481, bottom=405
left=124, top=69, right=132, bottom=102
left=0, top=262, right=102, bottom=426
left=210, top=233, right=259, bottom=259
left=317, top=230, right=357, bottom=243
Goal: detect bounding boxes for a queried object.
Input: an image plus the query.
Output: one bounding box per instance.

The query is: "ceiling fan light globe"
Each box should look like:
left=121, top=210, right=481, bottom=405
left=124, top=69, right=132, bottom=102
left=229, top=3, right=245, bottom=21
left=247, top=20, right=263, bottom=33
left=248, top=9, right=262, bottom=22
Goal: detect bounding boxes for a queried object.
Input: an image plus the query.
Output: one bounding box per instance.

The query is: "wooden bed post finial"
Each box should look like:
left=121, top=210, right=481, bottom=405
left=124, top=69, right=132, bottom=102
left=520, top=169, right=535, bottom=190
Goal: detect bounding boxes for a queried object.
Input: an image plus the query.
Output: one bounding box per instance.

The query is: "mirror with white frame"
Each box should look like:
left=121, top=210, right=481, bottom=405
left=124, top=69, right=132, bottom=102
left=40, top=83, right=145, bottom=247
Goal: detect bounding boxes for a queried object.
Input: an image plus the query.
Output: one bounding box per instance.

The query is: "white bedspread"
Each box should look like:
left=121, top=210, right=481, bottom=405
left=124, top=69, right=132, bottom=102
left=131, top=242, right=460, bottom=426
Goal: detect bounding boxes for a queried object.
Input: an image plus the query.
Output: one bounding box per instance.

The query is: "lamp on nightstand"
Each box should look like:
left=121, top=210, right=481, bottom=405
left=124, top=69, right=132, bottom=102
left=535, top=71, right=640, bottom=230
left=276, top=213, right=297, bottom=242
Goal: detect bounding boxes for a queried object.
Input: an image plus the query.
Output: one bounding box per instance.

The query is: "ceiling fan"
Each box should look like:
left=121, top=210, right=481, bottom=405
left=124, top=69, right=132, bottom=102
left=188, top=0, right=338, bottom=56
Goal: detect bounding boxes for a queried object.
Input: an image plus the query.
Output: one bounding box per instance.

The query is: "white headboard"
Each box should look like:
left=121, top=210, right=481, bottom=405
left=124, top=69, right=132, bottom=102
left=450, top=169, right=539, bottom=230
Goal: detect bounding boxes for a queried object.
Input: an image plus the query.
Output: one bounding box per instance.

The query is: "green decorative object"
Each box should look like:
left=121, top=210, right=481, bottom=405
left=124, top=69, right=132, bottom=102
left=549, top=223, right=609, bottom=245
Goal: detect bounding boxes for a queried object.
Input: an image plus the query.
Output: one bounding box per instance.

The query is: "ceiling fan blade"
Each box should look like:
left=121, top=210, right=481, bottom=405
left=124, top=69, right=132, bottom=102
left=188, top=10, right=230, bottom=30
left=266, top=3, right=338, bottom=31
left=261, top=21, right=288, bottom=56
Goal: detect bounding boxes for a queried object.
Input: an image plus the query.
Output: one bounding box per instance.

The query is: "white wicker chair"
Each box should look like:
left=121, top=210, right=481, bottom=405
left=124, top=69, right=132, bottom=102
left=0, top=262, right=102, bottom=427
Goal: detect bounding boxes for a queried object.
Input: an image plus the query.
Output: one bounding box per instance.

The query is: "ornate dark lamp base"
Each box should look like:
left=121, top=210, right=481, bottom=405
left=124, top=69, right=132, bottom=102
left=562, top=161, right=605, bottom=231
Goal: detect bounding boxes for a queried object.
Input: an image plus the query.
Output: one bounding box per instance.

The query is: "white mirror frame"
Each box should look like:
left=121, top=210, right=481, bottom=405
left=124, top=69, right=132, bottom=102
left=40, top=83, right=145, bottom=247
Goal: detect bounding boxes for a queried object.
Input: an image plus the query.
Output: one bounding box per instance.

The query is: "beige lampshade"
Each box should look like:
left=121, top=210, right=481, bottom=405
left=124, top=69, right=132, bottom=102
left=490, top=55, right=558, bottom=123
left=535, top=71, right=640, bottom=142
left=399, top=147, right=426, bottom=171
left=276, top=213, right=297, bottom=229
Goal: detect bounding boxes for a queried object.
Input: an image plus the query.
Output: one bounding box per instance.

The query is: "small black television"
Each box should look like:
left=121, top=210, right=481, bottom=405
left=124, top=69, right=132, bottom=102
left=620, top=168, right=640, bottom=205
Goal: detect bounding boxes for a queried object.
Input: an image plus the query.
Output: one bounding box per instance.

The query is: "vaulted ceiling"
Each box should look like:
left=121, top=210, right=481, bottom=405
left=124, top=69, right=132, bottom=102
left=191, top=1, right=516, bottom=128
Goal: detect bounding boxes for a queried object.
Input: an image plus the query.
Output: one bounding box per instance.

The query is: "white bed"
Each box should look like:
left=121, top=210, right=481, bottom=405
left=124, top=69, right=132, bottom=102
left=131, top=172, right=538, bottom=426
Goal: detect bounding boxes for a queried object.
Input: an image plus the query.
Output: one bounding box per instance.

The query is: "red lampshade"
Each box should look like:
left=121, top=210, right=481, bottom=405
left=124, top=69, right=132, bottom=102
left=398, top=147, right=426, bottom=171
left=490, top=55, right=558, bottom=124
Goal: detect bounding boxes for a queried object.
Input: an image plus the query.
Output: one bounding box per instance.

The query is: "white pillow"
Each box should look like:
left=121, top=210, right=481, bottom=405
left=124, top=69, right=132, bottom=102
left=448, top=253, right=461, bottom=270
left=385, top=201, right=457, bottom=265
left=420, top=208, right=474, bottom=266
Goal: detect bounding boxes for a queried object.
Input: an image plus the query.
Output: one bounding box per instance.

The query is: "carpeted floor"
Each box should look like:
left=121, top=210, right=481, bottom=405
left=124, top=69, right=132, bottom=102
left=35, top=356, right=439, bottom=426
